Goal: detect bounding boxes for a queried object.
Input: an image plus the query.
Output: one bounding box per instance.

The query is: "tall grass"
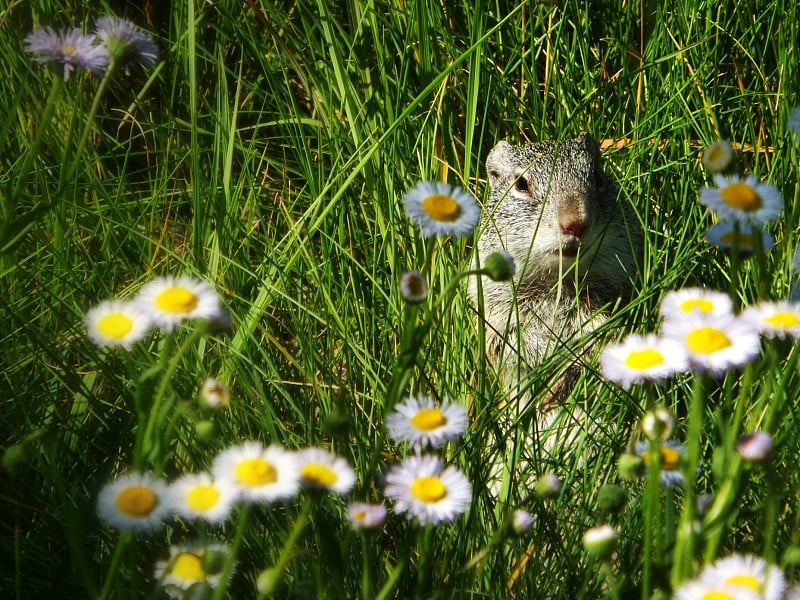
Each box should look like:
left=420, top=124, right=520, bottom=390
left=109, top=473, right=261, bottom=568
left=2, top=0, right=800, bottom=598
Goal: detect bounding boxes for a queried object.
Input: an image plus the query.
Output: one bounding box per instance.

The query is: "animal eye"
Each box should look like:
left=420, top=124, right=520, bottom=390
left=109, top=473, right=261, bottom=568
left=514, top=176, right=530, bottom=194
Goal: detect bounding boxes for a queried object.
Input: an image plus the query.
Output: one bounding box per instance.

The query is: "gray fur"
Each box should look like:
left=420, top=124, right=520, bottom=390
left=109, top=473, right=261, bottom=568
left=468, top=132, right=642, bottom=431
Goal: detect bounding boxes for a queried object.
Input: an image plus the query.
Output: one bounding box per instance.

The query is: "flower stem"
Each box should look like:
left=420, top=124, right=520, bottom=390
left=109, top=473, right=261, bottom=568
left=213, top=503, right=251, bottom=600
left=134, top=325, right=207, bottom=471
left=97, top=531, right=132, bottom=600
left=414, top=525, right=435, bottom=600
left=641, top=434, right=662, bottom=599
left=62, top=59, right=117, bottom=187
left=671, top=375, right=706, bottom=586
left=255, top=499, right=312, bottom=598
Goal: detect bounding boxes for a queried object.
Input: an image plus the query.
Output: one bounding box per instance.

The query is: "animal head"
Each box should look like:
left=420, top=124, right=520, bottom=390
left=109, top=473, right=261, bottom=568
left=481, top=132, right=619, bottom=283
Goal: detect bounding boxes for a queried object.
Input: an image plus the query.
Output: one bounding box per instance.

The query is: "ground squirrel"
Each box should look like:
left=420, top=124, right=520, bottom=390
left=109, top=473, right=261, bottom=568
left=468, top=132, right=642, bottom=436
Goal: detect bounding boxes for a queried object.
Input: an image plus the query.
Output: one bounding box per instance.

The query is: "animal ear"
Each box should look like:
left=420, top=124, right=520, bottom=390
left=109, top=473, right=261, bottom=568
left=486, top=141, right=512, bottom=186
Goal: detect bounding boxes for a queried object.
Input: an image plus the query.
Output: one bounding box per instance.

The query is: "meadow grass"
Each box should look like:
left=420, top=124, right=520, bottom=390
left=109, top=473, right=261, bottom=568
left=2, top=0, right=800, bottom=598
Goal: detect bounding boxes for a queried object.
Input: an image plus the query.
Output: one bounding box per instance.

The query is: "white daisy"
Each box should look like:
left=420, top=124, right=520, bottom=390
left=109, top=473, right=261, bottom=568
left=705, top=221, right=774, bottom=254
left=212, top=441, right=299, bottom=505
left=167, top=472, right=237, bottom=524
left=134, top=275, right=224, bottom=332
left=346, top=502, right=387, bottom=530
left=96, top=472, right=171, bottom=532
left=659, top=288, right=733, bottom=324
left=24, top=26, right=109, bottom=80
left=295, top=447, right=356, bottom=496
left=399, top=270, right=428, bottom=303
left=384, top=455, right=471, bottom=525
left=635, top=439, right=686, bottom=488
left=402, top=180, right=480, bottom=238
left=94, top=16, right=158, bottom=69
left=154, top=542, right=229, bottom=599
left=599, top=333, right=688, bottom=389
left=700, top=174, right=783, bottom=226
left=699, top=553, right=786, bottom=600
left=673, top=579, right=761, bottom=600
left=661, top=312, right=761, bottom=376
left=702, top=140, right=734, bottom=172
left=386, top=395, right=468, bottom=450
left=740, top=301, right=800, bottom=340
left=85, top=299, right=153, bottom=349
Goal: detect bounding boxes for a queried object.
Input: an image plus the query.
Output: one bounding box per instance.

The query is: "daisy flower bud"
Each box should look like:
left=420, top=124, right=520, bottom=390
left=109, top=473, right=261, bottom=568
left=582, top=524, right=617, bottom=559
left=736, top=431, right=774, bottom=462
left=483, top=251, right=516, bottom=281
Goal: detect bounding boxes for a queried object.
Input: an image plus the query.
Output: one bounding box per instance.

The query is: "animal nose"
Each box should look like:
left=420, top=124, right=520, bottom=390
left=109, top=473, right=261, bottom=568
left=559, top=217, right=588, bottom=238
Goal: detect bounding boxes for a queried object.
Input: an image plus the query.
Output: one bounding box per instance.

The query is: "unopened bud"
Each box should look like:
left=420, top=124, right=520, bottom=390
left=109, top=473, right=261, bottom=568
left=617, top=453, right=645, bottom=480
left=736, top=431, right=773, bottom=462
left=195, top=419, right=217, bottom=442
left=483, top=251, right=516, bottom=281
left=511, top=509, right=535, bottom=535
left=701, top=140, right=734, bottom=173
left=200, top=377, right=230, bottom=410
left=596, top=484, right=627, bottom=513
left=2, top=443, right=31, bottom=476
left=256, top=566, right=281, bottom=595
left=582, top=524, right=617, bottom=559
left=641, top=407, right=674, bottom=441
left=534, top=472, right=562, bottom=498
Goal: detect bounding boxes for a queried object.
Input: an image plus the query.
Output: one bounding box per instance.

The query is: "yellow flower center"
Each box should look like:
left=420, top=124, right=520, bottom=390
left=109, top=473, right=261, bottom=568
left=641, top=446, right=680, bottom=470
left=765, top=311, right=800, bottom=329
left=660, top=446, right=681, bottom=470
left=61, top=44, right=77, bottom=57
left=301, top=463, right=338, bottom=487
left=421, top=194, right=462, bottom=222
left=685, top=326, right=731, bottom=354
left=186, top=485, right=221, bottom=511
left=725, top=574, right=761, bottom=590
left=115, top=485, right=158, bottom=517
left=97, top=313, right=134, bottom=340
left=719, top=230, right=754, bottom=246
left=172, top=552, right=205, bottom=582
left=411, top=476, right=447, bottom=503
left=410, top=408, right=447, bottom=431
left=623, top=348, right=664, bottom=371
left=680, top=298, right=714, bottom=314
left=720, top=182, right=762, bottom=213
left=154, top=286, right=198, bottom=314
left=235, top=458, right=277, bottom=487
left=700, top=591, right=735, bottom=600
left=353, top=509, right=367, bottom=522
left=405, top=275, right=426, bottom=297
